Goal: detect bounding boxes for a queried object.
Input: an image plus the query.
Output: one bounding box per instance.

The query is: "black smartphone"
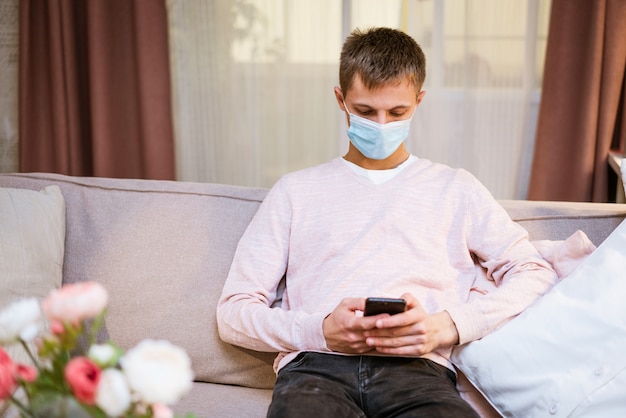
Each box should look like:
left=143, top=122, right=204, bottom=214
left=363, top=297, right=407, bottom=316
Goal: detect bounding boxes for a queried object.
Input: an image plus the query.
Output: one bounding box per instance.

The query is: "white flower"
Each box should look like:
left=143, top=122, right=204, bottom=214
left=0, top=298, right=42, bottom=343
left=96, top=368, right=132, bottom=417
left=121, top=339, right=193, bottom=405
left=88, top=343, right=120, bottom=367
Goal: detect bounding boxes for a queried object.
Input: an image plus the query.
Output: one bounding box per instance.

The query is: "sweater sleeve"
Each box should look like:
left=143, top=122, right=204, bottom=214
left=446, top=177, right=559, bottom=344
left=216, top=179, right=330, bottom=353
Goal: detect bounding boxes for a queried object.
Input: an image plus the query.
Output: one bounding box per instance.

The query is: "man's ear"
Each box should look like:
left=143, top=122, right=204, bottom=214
left=334, top=86, right=346, bottom=110
left=416, top=90, right=426, bottom=106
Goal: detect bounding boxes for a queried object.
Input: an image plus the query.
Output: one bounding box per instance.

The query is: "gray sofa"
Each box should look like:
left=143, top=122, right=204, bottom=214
left=1, top=172, right=625, bottom=418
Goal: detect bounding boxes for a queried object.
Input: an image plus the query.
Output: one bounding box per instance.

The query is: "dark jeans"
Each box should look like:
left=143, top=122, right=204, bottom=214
left=267, top=352, right=479, bottom=418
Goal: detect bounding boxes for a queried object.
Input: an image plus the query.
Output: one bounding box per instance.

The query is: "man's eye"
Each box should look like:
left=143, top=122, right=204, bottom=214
left=390, top=112, right=405, bottom=117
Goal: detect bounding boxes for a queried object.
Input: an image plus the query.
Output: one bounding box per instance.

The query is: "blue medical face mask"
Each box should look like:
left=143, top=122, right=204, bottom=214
left=344, top=104, right=415, bottom=160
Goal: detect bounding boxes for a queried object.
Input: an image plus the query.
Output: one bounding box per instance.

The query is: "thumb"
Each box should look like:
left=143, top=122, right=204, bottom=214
left=339, top=297, right=368, bottom=313
left=401, top=293, right=425, bottom=312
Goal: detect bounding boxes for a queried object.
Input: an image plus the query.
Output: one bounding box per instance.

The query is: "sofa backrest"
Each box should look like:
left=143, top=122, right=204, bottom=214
left=499, top=199, right=626, bottom=246
left=2, top=173, right=626, bottom=391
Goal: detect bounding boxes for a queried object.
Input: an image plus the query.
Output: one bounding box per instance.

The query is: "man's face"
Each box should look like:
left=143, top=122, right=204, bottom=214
left=334, top=74, right=425, bottom=125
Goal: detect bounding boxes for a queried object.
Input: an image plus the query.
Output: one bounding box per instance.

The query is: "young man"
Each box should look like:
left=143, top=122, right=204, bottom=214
left=217, top=27, right=557, bottom=417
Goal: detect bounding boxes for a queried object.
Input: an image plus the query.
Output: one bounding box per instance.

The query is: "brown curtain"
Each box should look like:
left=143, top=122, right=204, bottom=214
left=19, top=0, right=175, bottom=180
left=528, top=0, right=626, bottom=202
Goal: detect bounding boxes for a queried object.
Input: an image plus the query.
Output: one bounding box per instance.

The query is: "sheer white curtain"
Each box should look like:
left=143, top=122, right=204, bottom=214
left=166, top=0, right=550, bottom=199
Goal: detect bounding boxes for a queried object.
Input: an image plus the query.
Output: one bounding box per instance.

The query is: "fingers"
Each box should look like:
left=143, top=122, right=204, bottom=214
left=362, top=293, right=438, bottom=355
left=364, top=323, right=435, bottom=356
left=370, top=293, right=426, bottom=329
left=402, top=292, right=419, bottom=307
left=367, top=334, right=433, bottom=356
left=340, top=297, right=367, bottom=312
left=323, top=311, right=371, bottom=353
left=322, top=295, right=452, bottom=357
left=322, top=298, right=378, bottom=354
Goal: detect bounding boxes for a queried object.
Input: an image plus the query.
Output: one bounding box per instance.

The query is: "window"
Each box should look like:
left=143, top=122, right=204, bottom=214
left=167, top=0, right=551, bottom=199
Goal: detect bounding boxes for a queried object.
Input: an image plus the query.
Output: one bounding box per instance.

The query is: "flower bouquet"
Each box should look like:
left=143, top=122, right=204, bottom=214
left=0, top=282, right=195, bottom=418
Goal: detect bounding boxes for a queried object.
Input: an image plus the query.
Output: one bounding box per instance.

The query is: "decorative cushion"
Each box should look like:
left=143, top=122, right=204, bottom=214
left=0, top=185, right=65, bottom=366
left=0, top=186, right=65, bottom=308
left=452, top=219, right=626, bottom=417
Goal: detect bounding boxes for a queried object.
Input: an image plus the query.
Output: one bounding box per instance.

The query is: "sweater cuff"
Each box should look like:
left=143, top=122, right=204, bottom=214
left=446, top=304, right=486, bottom=345
left=296, top=311, right=331, bottom=351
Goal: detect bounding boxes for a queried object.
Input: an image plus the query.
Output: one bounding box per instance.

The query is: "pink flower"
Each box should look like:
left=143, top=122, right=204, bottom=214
left=152, top=403, right=174, bottom=418
left=64, top=357, right=102, bottom=405
left=42, top=282, right=109, bottom=323
left=15, top=364, right=38, bottom=383
left=0, top=348, right=17, bottom=400
left=50, top=320, right=66, bottom=335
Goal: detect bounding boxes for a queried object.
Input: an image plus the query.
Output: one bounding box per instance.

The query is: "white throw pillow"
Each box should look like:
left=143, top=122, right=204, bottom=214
left=452, top=219, right=626, bottom=417
left=0, top=186, right=65, bottom=364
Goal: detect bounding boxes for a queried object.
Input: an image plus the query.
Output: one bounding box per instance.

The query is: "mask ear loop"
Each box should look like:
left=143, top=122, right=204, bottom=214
left=342, top=100, right=360, bottom=130
left=342, top=100, right=352, bottom=116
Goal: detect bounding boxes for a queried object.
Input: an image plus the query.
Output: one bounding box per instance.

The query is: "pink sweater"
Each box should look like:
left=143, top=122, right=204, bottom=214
left=217, top=157, right=557, bottom=371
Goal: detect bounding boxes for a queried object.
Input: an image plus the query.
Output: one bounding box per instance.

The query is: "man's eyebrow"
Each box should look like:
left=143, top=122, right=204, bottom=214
left=389, top=105, right=411, bottom=111
left=352, top=103, right=410, bottom=111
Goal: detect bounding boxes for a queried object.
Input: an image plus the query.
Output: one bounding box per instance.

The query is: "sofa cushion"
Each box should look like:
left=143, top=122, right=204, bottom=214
left=173, top=382, right=271, bottom=418
left=0, top=173, right=277, bottom=389
left=452, top=218, right=626, bottom=417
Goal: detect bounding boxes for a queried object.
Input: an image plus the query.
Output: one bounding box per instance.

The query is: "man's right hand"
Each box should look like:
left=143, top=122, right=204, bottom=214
left=322, top=298, right=378, bottom=354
